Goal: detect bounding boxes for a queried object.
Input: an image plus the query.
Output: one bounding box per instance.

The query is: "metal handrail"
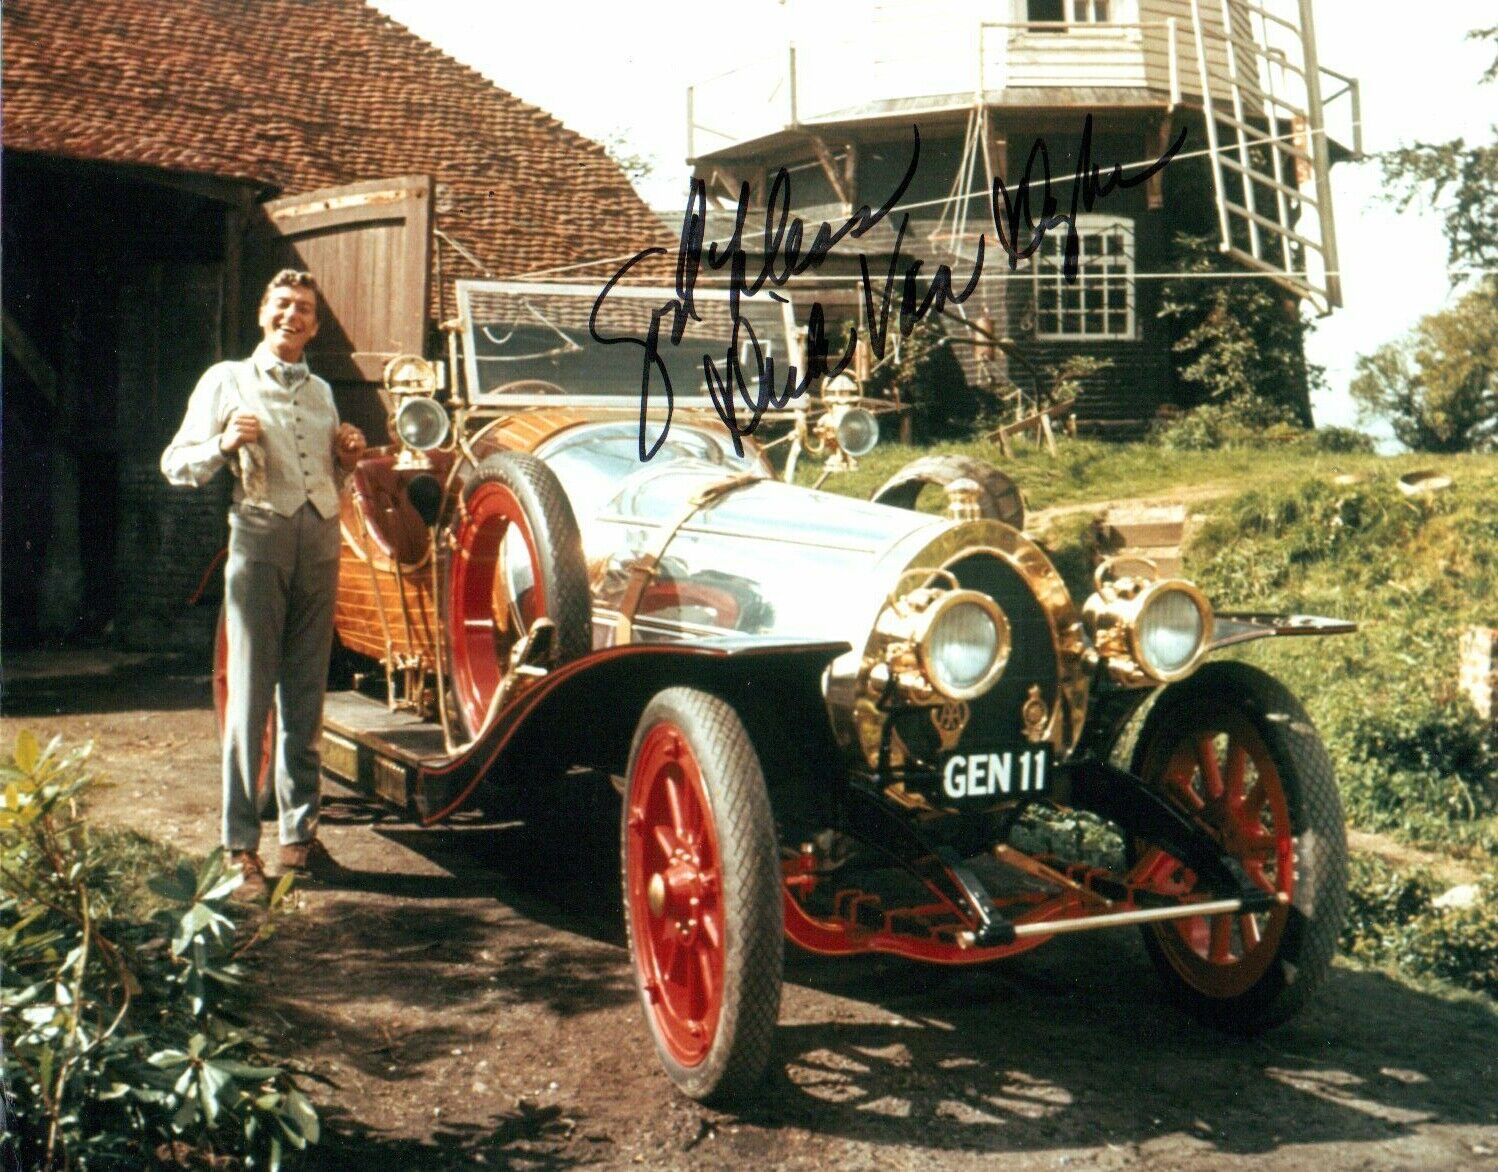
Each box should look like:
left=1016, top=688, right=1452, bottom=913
left=685, top=14, right=1356, bottom=155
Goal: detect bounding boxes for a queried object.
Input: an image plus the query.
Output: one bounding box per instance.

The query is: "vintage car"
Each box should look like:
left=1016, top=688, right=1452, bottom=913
left=216, top=280, right=1352, bottom=1104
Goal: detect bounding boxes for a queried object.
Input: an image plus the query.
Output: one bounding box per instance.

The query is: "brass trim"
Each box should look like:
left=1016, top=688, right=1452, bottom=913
left=851, top=520, right=1090, bottom=766
left=931, top=701, right=970, bottom=752
left=1083, top=569, right=1214, bottom=686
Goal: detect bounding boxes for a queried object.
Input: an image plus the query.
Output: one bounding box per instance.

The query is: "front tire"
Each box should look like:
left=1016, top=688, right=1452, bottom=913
left=621, top=688, right=783, bottom=1103
left=1130, top=661, right=1347, bottom=1032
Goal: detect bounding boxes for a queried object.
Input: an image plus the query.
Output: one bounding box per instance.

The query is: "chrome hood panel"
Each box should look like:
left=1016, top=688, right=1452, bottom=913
left=536, top=422, right=1088, bottom=762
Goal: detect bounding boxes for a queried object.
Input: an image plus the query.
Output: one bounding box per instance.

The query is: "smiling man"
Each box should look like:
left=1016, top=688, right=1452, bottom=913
left=162, top=269, right=366, bottom=899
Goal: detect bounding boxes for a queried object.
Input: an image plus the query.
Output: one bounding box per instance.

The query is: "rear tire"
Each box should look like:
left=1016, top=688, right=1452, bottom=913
left=871, top=454, right=1026, bottom=529
left=1130, top=662, right=1347, bottom=1033
left=622, top=688, right=783, bottom=1103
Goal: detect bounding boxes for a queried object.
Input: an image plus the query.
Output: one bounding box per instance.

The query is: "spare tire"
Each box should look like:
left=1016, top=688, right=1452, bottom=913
left=871, top=454, right=1026, bottom=530
left=444, top=451, right=591, bottom=738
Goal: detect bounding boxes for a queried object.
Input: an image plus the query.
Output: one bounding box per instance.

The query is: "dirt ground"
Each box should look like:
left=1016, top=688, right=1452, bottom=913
left=3, top=649, right=1496, bottom=1170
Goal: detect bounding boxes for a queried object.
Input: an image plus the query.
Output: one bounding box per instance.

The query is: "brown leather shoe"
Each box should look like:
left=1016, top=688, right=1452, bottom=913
left=278, top=838, right=345, bottom=881
left=229, top=850, right=268, bottom=902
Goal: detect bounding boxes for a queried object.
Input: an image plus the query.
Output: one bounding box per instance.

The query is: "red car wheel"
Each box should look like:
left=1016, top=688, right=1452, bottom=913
left=623, top=688, right=781, bottom=1103
left=1131, top=662, right=1347, bottom=1032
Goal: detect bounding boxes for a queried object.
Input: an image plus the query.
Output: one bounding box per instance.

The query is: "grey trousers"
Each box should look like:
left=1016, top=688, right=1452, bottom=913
left=221, top=501, right=342, bottom=851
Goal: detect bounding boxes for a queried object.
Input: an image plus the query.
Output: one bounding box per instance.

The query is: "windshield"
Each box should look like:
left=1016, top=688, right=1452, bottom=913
left=456, top=280, right=796, bottom=410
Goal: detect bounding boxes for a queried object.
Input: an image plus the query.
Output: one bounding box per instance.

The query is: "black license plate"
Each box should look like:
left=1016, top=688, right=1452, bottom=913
left=940, top=746, right=1050, bottom=801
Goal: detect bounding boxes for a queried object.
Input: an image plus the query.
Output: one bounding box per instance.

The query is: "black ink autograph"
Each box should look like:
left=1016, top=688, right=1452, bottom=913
left=992, top=113, right=1188, bottom=279
left=591, top=117, right=1187, bottom=460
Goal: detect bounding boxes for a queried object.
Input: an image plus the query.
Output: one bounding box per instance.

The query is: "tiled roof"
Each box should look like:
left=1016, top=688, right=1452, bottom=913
left=2, top=0, right=672, bottom=281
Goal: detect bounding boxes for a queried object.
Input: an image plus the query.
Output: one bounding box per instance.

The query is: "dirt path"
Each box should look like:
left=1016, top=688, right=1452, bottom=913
left=3, top=652, right=1496, bottom=1170
left=1025, top=481, right=1241, bottom=532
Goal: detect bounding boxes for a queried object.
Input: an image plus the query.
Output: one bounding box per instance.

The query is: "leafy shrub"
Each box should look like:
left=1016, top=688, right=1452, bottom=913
left=1342, top=854, right=1498, bottom=997
left=1338, top=697, right=1497, bottom=828
left=0, top=732, right=318, bottom=1171
left=1151, top=397, right=1300, bottom=452
left=1294, top=425, right=1378, bottom=454
left=1159, top=231, right=1323, bottom=426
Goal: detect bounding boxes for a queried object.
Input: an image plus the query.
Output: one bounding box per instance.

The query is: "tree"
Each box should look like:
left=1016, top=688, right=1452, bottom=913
left=1359, top=25, right=1498, bottom=452
left=1159, top=233, right=1323, bottom=428
left=1349, top=282, right=1498, bottom=453
left=600, top=130, right=656, bottom=189
left=1381, top=26, right=1498, bottom=275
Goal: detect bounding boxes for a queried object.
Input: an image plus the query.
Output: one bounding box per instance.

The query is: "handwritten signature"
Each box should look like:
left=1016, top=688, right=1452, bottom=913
left=591, top=116, right=1187, bottom=460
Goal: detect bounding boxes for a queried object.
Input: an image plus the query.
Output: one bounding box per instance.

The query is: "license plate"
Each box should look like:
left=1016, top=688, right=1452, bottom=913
left=941, top=747, right=1050, bottom=801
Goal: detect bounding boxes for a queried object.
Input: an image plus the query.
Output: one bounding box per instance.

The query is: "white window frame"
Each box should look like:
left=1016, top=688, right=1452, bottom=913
left=1032, top=214, right=1137, bottom=341
left=1068, top=0, right=1112, bottom=22
left=1020, top=1, right=1133, bottom=41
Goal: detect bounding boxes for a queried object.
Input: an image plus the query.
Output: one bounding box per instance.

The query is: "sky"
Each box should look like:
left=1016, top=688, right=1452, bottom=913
left=370, top=0, right=1496, bottom=432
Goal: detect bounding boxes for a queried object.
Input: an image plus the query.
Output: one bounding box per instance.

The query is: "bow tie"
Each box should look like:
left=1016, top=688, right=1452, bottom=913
left=270, top=361, right=308, bottom=389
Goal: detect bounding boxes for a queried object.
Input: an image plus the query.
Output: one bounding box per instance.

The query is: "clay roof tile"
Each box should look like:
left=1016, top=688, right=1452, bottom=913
left=3, top=0, right=672, bottom=279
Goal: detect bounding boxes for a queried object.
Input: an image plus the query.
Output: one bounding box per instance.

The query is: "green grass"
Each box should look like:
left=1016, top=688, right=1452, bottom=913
left=1187, top=462, right=1498, bottom=854
left=802, top=432, right=1492, bottom=512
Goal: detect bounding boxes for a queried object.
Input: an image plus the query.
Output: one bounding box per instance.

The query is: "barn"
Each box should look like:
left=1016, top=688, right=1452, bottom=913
left=2, top=0, right=671, bottom=650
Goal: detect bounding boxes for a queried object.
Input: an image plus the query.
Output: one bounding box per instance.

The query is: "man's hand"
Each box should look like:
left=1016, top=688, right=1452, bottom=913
left=219, top=413, right=262, bottom=454
left=334, top=423, right=367, bottom=470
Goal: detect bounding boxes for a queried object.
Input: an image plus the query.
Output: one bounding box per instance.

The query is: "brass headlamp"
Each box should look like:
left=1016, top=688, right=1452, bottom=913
left=1083, top=558, right=1213, bottom=686
left=382, top=354, right=449, bottom=470
left=811, top=374, right=879, bottom=471
left=868, top=569, right=1012, bottom=704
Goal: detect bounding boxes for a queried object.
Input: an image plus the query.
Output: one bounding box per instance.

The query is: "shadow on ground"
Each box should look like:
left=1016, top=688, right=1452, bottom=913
left=296, top=783, right=1497, bottom=1164
left=0, top=651, right=212, bottom=716
left=752, top=950, right=1497, bottom=1158
left=315, top=1100, right=587, bottom=1170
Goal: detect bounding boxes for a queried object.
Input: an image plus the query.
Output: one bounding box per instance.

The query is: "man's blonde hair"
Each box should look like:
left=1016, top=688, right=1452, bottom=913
left=260, top=269, right=320, bottom=314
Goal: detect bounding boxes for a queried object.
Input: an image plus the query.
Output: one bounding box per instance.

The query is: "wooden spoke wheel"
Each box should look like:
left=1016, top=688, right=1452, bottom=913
left=444, top=451, right=589, bottom=738
left=622, top=688, right=782, bottom=1103
left=212, top=605, right=275, bottom=820
left=1131, top=662, right=1348, bottom=1032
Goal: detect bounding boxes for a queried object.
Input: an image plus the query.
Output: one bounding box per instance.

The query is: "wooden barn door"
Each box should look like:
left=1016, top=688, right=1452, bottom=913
left=242, top=175, right=433, bottom=436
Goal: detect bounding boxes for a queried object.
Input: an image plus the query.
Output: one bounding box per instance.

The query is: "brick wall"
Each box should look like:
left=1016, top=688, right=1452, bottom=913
left=114, top=262, right=229, bottom=652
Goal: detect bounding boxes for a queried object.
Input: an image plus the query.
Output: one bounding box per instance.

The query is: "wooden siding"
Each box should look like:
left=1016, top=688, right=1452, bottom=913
left=334, top=538, right=440, bottom=663
left=244, top=176, right=433, bottom=384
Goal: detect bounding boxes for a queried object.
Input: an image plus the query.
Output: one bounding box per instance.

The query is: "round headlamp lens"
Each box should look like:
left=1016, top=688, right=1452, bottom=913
left=394, top=397, right=450, bottom=451
left=1138, top=588, right=1207, bottom=677
left=834, top=407, right=879, bottom=457
left=925, top=598, right=1007, bottom=697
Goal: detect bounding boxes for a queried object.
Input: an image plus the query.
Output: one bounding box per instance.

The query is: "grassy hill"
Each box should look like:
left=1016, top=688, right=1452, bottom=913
left=818, top=437, right=1498, bottom=997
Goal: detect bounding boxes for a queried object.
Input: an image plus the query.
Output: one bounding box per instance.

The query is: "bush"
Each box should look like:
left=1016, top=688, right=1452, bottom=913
left=1151, top=397, right=1300, bottom=451
left=1342, top=855, right=1498, bottom=997
left=1294, top=425, right=1378, bottom=454
left=1159, top=232, right=1324, bottom=427
left=864, top=325, right=977, bottom=440
left=0, top=732, right=318, bottom=1171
